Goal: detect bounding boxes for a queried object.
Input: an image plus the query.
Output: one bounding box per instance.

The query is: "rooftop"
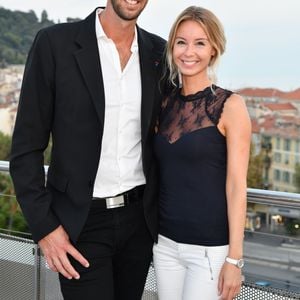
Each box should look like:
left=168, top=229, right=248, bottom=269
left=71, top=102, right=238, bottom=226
left=238, top=87, right=300, bottom=101
left=263, top=103, right=297, bottom=111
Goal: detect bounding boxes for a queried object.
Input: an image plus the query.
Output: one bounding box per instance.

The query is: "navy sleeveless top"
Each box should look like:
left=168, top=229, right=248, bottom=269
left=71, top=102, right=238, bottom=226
left=154, top=85, right=233, bottom=246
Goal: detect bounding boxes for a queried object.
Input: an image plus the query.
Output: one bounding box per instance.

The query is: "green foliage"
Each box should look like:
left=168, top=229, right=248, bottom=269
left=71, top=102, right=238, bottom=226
left=284, top=218, right=300, bottom=236
left=0, top=170, right=14, bottom=194
left=41, top=10, right=48, bottom=23
left=294, top=163, right=300, bottom=193
left=0, top=172, right=29, bottom=233
left=44, top=138, right=52, bottom=165
left=0, top=131, right=11, bottom=160
left=0, top=7, right=55, bottom=64
left=0, top=129, right=51, bottom=163
left=66, top=17, right=82, bottom=23
left=0, top=131, right=51, bottom=233
left=0, top=130, right=51, bottom=233
left=0, top=7, right=81, bottom=65
left=0, top=168, right=29, bottom=233
left=247, top=144, right=264, bottom=189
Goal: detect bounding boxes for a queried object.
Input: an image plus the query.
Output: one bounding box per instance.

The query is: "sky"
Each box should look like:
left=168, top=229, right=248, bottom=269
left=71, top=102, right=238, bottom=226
left=1, top=0, right=300, bottom=91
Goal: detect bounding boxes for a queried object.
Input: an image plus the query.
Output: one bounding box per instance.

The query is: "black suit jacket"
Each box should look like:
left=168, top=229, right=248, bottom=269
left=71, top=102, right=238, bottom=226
left=10, top=9, right=165, bottom=243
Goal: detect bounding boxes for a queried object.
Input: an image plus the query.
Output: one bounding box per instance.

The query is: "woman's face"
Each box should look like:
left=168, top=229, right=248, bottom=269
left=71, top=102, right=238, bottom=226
left=172, top=20, right=215, bottom=80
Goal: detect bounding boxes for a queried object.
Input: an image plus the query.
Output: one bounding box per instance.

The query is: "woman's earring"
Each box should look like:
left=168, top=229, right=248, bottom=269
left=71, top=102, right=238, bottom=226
left=178, top=71, right=182, bottom=88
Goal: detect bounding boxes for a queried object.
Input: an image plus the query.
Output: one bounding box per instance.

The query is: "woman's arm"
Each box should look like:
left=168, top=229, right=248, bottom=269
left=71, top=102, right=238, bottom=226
left=217, top=93, right=251, bottom=300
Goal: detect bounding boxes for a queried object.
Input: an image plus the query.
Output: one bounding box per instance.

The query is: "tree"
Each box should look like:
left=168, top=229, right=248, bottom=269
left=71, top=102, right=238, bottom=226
left=285, top=218, right=300, bottom=236
left=294, top=163, right=300, bottom=193
left=247, top=143, right=264, bottom=189
left=67, top=17, right=81, bottom=23
left=0, top=131, right=11, bottom=161
left=0, top=130, right=51, bottom=234
left=0, top=172, right=29, bottom=233
left=0, top=130, right=51, bottom=163
left=41, top=10, right=48, bottom=23
left=0, top=7, right=54, bottom=64
left=0, top=132, right=30, bottom=233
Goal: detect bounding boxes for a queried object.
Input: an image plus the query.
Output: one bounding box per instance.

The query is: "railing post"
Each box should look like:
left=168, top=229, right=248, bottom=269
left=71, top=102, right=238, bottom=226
left=33, top=245, right=41, bottom=300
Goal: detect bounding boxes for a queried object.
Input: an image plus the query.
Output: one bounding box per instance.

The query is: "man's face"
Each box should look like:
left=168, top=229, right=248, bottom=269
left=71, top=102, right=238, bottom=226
left=110, top=0, right=148, bottom=21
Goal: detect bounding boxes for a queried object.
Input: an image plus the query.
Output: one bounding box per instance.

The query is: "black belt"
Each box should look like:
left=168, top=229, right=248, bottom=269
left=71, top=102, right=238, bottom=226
left=92, top=185, right=145, bottom=209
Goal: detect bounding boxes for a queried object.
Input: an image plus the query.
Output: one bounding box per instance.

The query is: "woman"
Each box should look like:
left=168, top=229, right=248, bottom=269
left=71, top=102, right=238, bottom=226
left=153, top=6, right=251, bottom=300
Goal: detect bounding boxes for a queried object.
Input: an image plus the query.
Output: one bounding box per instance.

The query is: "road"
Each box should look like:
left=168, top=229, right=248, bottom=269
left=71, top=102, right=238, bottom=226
left=244, top=232, right=300, bottom=292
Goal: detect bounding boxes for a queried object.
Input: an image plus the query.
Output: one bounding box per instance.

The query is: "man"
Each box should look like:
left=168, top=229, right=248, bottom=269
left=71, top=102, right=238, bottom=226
left=10, top=1, right=165, bottom=299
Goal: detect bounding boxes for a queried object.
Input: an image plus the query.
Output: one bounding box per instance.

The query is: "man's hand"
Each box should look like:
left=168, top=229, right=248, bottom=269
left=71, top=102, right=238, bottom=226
left=38, top=225, right=89, bottom=280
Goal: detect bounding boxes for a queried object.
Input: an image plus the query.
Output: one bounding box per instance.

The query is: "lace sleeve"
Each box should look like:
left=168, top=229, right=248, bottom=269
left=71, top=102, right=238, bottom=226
left=206, top=87, right=233, bottom=125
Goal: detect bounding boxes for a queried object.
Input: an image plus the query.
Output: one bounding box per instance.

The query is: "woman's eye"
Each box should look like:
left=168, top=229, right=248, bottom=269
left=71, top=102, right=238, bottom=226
left=176, top=40, right=185, bottom=45
left=196, top=41, right=205, bottom=46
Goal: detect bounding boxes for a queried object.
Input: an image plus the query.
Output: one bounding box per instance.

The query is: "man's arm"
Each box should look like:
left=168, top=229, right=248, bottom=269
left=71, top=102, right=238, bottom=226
left=10, top=29, right=59, bottom=242
left=10, top=29, right=89, bottom=279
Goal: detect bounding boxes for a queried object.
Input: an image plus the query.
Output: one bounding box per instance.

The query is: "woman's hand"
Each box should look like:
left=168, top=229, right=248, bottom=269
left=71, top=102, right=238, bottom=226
left=218, top=262, right=242, bottom=300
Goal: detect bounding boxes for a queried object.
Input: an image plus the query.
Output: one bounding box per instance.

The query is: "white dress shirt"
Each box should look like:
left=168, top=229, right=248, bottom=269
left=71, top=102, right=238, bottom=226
left=93, top=9, right=146, bottom=198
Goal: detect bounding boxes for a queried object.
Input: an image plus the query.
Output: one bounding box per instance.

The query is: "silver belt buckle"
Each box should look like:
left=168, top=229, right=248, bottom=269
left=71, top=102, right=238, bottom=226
left=106, top=195, right=125, bottom=209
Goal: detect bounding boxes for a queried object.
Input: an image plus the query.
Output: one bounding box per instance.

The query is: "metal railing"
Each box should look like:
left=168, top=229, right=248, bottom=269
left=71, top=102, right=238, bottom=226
left=1, top=160, right=300, bottom=299
left=0, top=160, right=9, bottom=171
left=247, top=187, right=300, bottom=209
left=1, top=230, right=300, bottom=300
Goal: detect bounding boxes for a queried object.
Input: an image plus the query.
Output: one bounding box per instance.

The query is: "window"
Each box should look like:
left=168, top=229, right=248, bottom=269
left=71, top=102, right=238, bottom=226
left=284, top=154, right=289, bottom=165
left=276, top=137, right=281, bottom=150
left=273, top=153, right=281, bottom=163
left=296, top=140, right=300, bottom=153
left=282, top=171, right=290, bottom=183
left=284, top=139, right=291, bottom=151
left=274, top=169, right=281, bottom=181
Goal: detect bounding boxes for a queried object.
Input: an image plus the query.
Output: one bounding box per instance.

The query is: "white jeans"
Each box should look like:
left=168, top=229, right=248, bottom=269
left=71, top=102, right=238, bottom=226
left=153, top=235, right=228, bottom=300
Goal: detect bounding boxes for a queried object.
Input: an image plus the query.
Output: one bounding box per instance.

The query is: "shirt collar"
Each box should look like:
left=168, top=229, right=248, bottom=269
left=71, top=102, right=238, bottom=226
left=95, top=8, right=139, bottom=53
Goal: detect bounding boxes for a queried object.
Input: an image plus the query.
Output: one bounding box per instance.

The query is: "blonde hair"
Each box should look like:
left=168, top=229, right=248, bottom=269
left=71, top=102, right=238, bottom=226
left=165, top=6, right=226, bottom=87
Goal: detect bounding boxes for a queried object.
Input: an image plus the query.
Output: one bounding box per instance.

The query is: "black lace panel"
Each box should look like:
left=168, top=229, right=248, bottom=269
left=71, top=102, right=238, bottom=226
left=157, top=85, right=233, bottom=144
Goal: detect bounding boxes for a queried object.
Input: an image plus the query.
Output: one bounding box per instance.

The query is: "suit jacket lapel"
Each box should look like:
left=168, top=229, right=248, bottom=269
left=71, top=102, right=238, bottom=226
left=138, top=27, right=157, bottom=144
left=74, top=9, right=105, bottom=126
left=73, top=13, right=159, bottom=135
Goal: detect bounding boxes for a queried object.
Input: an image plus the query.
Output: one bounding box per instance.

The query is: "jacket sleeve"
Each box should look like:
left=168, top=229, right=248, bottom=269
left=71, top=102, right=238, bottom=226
left=10, top=29, right=60, bottom=243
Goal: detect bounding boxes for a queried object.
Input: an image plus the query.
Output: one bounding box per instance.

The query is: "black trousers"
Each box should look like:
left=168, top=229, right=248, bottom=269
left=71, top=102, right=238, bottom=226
left=59, top=199, right=153, bottom=300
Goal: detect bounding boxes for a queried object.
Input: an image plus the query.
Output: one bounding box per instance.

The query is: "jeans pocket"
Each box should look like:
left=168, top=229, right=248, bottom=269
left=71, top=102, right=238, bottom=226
left=205, top=248, right=214, bottom=280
